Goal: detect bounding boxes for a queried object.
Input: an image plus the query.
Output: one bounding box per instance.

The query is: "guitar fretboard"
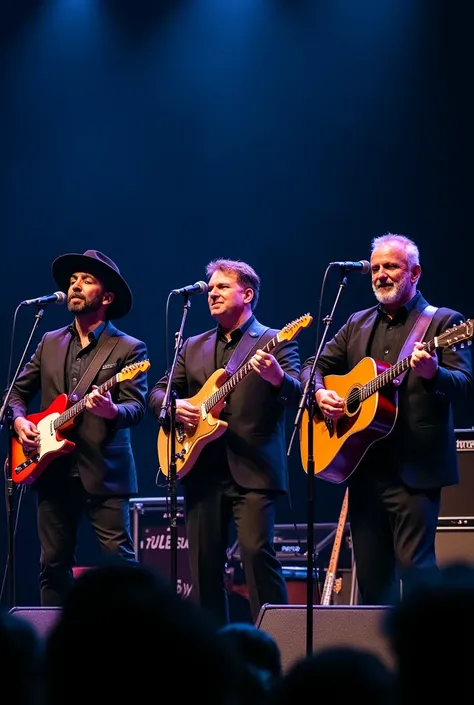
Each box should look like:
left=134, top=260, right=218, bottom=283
left=360, top=338, right=436, bottom=401
left=53, top=375, right=119, bottom=429
left=204, top=335, right=280, bottom=413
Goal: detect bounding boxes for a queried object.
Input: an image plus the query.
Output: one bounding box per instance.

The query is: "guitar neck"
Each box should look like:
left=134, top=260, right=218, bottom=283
left=320, top=489, right=349, bottom=605
left=204, top=333, right=280, bottom=412
left=361, top=337, right=436, bottom=401
left=54, top=375, right=119, bottom=429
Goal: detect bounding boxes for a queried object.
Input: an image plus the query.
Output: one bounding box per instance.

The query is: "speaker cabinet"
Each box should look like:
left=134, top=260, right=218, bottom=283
left=9, top=607, right=61, bottom=637
left=440, top=429, right=474, bottom=517
left=435, top=521, right=474, bottom=566
left=129, top=496, right=195, bottom=601
left=255, top=604, right=394, bottom=673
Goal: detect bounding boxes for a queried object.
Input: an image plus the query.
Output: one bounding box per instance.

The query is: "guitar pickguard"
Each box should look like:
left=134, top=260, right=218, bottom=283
left=176, top=423, right=186, bottom=444
left=335, top=410, right=361, bottom=439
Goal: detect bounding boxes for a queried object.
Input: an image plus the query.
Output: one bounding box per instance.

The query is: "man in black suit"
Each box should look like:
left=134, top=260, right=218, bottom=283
left=300, top=233, right=473, bottom=604
left=148, top=258, right=302, bottom=625
left=9, top=249, right=149, bottom=606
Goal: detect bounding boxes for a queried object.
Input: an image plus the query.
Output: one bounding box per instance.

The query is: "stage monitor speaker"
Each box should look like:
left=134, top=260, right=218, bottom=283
left=440, top=429, right=474, bottom=517
left=9, top=607, right=61, bottom=638
left=255, top=604, right=394, bottom=673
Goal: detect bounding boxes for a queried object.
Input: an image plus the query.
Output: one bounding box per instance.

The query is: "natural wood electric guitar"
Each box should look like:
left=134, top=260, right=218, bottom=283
left=10, top=359, right=150, bottom=485
left=300, top=318, right=474, bottom=484
left=157, top=313, right=313, bottom=480
left=320, top=488, right=349, bottom=605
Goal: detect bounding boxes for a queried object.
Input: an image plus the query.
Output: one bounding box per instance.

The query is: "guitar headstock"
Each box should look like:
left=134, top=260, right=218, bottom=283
left=278, top=314, right=313, bottom=342
left=118, top=359, right=151, bottom=381
left=437, top=319, right=474, bottom=350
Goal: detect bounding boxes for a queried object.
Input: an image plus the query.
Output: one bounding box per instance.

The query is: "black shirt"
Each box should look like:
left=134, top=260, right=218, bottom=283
left=215, top=314, right=255, bottom=371
left=65, top=321, right=107, bottom=400
left=364, top=291, right=422, bottom=471
left=64, top=320, right=107, bottom=476
left=369, top=291, right=422, bottom=364
left=199, top=315, right=255, bottom=475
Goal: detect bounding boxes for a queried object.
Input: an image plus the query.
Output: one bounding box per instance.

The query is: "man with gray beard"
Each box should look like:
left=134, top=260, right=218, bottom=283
left=8, top=250, right=148, bottom=606
left=300, top=234, right=473, bottom=604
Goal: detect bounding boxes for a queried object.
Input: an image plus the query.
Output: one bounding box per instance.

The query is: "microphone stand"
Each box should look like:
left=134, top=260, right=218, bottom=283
left=0, top=306, right=45, bottom=608
left=288, top=268, right=349, bottom=656
left=158, top=295, right=191, bottom=596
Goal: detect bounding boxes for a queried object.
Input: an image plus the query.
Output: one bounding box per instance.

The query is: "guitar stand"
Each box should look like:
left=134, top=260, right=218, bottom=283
left=349, top=538, right=360, bottom=605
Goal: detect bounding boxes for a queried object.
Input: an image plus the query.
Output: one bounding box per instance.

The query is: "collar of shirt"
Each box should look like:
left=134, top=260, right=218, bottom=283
left=377, top=290, right=422, bottom=325
left=216, top=313, right=255, bottom=344
left=67, top=320, right=107, bottom=345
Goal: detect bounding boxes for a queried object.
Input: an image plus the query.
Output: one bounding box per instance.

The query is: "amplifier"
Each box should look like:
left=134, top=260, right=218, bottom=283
left=273, top=522, right=353, bottom=570
left=129, top=496, right=195, bottom=601
left=440, top=428, right=474, bottom=518
left=229, top=523, right=353, bottom=570
left=436, top=517, right=474, bottom=567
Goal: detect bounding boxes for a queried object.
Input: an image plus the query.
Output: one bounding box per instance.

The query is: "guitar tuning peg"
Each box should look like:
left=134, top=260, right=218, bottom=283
left=451, top=345, right=457, bottom=352
left=468, top=340, right=472, bottom=347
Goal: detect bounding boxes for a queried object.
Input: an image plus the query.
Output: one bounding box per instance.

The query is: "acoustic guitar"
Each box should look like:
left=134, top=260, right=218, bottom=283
left=300, top=318, right=474, bottom=483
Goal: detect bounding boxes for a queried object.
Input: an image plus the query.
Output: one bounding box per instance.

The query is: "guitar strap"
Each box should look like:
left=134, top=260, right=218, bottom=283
left=224, top=320, right=270, bottom=377
left=393, top=304, right=438, bottom=388
left=68, top=336, right=120, bottom=403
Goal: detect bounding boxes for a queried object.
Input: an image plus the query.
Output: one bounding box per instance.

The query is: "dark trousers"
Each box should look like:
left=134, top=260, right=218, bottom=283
left=185, top=475, right=288, bottom=626
left=348, top=468, right=441, bottom=605
left=37, top=477, right=137, bottom=606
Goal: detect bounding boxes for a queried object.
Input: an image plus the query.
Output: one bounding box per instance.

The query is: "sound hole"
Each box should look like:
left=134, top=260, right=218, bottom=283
left=346, top=387, right=361, bottom=416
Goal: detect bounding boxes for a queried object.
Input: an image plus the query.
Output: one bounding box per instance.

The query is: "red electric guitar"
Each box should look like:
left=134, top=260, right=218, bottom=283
left=10, top=359, right=150, bottom=485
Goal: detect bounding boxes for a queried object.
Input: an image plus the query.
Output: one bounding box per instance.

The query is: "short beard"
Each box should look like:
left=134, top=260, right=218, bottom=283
left=372, top=274, right=412, bottom=306
left=67, top=297, right=102, bottom=316
left=373, top=285, right=397, bottom=306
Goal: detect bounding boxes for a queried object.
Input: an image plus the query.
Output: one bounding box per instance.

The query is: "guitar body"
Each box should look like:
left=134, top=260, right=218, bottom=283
left=300, top=357, right=398, bottom=483
left=157, top=368, right=230, bottom=479
left=10, top=394, right=76, bottom=485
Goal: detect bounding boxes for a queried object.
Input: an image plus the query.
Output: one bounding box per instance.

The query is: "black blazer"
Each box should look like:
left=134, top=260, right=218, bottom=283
left=148, top=318, right=301, bottom=492
left=300, top=294, right=474, bottom=489
left=8, top=321, right=148, bottom=496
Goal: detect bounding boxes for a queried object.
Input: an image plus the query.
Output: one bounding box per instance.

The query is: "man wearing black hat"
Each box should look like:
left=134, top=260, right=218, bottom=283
left=8, top=250, right=149, bottom=606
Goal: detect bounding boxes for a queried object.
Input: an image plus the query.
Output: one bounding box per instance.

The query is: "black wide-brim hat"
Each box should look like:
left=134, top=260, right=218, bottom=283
left=52, top=249, right=133, bottom=319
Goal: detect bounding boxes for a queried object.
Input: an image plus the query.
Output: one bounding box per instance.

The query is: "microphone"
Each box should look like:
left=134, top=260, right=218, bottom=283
left=21, top=291, right=67, bottom=306
left=171, top=281, right=208, bottom=296
left=329, top=260, right=371, bottom=274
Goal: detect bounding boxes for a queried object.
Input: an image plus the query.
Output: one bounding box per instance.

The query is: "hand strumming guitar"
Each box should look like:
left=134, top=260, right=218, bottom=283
left=315, top=388, right=345, bottom=420
left=13, top=417, right=40, bottom=453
